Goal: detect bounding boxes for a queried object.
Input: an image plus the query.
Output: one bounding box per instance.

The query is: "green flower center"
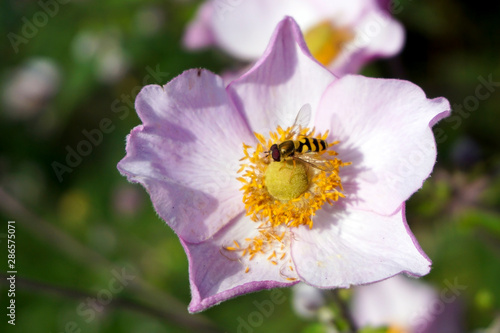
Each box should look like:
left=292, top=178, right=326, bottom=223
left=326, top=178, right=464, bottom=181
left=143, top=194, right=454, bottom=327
left=264, top=161, right=310, bottom=201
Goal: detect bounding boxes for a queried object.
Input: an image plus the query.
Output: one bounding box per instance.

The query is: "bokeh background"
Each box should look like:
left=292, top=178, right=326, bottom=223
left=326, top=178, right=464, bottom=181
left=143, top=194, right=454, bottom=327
left=1, top=0, right=499, bottom=332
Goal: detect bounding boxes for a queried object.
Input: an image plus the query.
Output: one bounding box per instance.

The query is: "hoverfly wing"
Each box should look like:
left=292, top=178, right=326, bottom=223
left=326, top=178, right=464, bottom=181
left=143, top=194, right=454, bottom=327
left=294, top=103, right=312, bottom=128
left=293, top=154, right=336, bottom=172
left=286, top=103, right=312, bottom=140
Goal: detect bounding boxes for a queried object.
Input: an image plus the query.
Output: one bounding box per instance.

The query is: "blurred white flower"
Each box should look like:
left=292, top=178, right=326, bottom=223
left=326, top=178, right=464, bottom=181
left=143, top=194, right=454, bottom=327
left=2, top=58, right=61, bottom=120
left=71, top=29, right=130, bottom=84
left=292, top=283, right=327, bottom=319
left=184, top=0, right=404, bottom=76
left=352, top=275, right=464, bottom=333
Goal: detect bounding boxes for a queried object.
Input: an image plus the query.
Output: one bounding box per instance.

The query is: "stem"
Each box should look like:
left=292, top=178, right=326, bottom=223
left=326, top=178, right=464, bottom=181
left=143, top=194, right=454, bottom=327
left=0, top=274, right=207, bottom=329
left=330, top=289, right=358, bottom=333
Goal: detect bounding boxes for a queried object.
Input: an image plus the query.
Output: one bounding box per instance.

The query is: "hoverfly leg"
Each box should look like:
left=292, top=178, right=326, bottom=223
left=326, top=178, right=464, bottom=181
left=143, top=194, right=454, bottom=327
left=287, top=158, right=298, bottom=183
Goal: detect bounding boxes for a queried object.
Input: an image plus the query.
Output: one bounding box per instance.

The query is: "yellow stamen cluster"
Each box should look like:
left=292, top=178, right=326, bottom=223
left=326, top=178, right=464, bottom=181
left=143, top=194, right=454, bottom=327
left=228, top=125, right=349, bottom=274
left=238, top=126, right=347, bottom=229
left=224, top=225, right=296, bottom=279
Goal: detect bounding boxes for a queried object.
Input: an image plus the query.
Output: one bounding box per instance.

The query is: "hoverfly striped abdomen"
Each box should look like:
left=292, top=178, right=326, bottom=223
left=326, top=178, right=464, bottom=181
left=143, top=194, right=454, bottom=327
left=295, top=138, right=328, bottom=154
left=265, top=104, right=334, bottom=172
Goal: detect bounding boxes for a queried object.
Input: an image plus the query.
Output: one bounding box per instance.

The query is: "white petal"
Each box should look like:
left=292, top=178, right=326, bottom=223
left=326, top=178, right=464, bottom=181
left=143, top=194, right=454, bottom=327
left=184, top=213, right=298, bottom=312
left=227, top=17, right=336, bottom=135
left=291, top=204, right=431, bottom=288
left=118, top=69, right=255, bottom=243
left=316, top=75, right=450, bottom=215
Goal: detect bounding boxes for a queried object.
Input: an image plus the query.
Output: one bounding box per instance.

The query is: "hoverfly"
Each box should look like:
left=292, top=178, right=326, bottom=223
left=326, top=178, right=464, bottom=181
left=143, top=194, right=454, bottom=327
left=266, top=104, right=334, bottom=172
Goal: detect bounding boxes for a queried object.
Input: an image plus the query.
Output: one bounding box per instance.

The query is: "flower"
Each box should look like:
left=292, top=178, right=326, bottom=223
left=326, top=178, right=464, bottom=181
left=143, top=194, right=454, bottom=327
left=71, top=29, right=130, bottom=84
left=292, top=283, right=327, bottom=320
left=183, top=0, right=404, bottom=76
left=118, top=17, right=450, bottom=313
left=351, top=275, right=465, bottom=333
left=2, top=57, right=61, bottom=120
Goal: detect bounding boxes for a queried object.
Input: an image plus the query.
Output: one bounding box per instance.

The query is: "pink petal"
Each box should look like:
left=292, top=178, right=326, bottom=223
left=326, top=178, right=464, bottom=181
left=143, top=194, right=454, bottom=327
left=359, top=11, right=405, bottom=57
left=332, top=11, right=405, bottom=76
left=183, top=1, right=216, bottom=49
left=184, top=214, right=298, bottom=313
left=316, top=75, right=450, bottom=215
left=210, top=0, right=318, bottom=60
left=227, top=17, right=336, bottom=135
left=118, top=69, right=255, bottom=243
left=291, top=204, right=431, bottom=288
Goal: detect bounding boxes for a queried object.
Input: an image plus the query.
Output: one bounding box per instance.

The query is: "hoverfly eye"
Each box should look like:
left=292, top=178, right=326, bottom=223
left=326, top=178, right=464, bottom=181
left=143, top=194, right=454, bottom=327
left=270, top=144, right=281, bottom=162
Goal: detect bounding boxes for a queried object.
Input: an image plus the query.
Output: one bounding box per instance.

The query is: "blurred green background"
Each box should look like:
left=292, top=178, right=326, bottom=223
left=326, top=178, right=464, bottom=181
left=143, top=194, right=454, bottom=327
left=1, top=0, right=499, bottom=332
